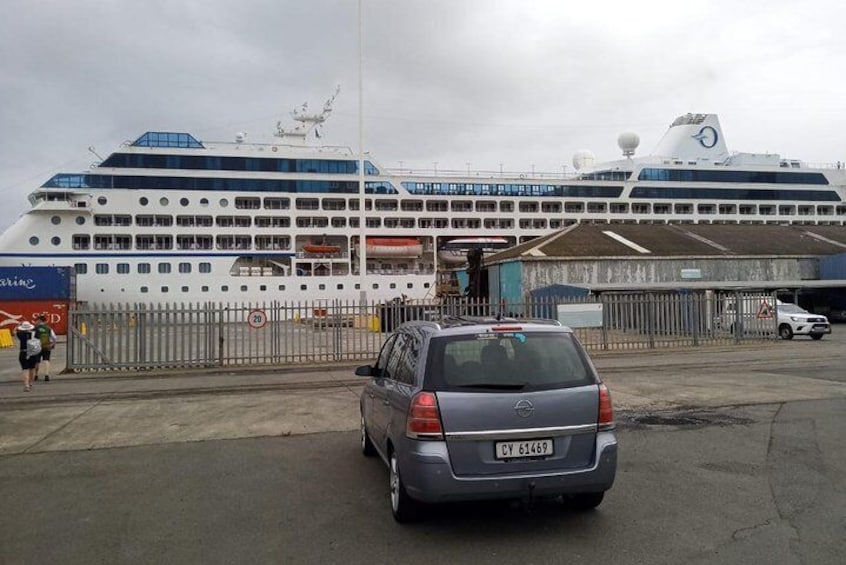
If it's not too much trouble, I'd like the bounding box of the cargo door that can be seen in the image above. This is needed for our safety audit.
[438,386,599,476]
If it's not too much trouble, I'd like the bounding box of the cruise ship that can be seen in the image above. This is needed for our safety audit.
[1,94,845,304]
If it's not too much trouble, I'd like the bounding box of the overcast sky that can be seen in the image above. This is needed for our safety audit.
[2,0,845,230]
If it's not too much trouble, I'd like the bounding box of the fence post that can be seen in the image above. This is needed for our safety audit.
[218,303,225,366]
[647,294,656,349]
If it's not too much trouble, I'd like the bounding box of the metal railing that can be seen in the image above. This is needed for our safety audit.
[66,290,777,372]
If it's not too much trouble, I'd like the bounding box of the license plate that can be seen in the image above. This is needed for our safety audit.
[495,439,553,460]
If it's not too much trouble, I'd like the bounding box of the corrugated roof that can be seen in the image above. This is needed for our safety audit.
[487,224,846,263]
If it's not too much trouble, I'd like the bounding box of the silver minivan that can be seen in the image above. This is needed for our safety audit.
[356,316,617,522]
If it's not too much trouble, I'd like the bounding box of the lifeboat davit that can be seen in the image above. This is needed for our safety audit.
[359,237,423,258]
[303,244,341,254]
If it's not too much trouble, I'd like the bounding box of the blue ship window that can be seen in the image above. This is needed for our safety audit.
[131,132,204,148]
[41,174,398,195]
[638,168,828,185]
[630,186,840,202]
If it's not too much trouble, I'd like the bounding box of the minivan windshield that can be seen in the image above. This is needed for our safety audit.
[425,330,595,391]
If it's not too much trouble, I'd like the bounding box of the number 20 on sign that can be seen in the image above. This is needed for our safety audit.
[248,309,268,329]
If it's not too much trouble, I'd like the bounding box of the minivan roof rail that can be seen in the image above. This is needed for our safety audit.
[439,315,561,328]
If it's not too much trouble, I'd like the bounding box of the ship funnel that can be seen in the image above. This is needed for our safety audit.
[651,113,728,161]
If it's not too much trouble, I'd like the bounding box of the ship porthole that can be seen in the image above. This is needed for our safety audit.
[139,197,149,206]
[51,237,61,246]
[51,215,61,225]
[75,216,85,225]
[29,236,39,246]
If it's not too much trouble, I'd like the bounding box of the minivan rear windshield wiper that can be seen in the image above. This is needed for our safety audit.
[456,383,527,390]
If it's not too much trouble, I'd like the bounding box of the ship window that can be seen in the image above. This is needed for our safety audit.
[423,283,430,288]
[202,286,209,292]
[75,216,85,225]
[96,264,109,274]
[240,285,248,292]
[51,236,61,246]
[355,283,360,290]
[221,285,229,291]
[390,283,397,289]
[158,263,171,274]
[372,283,379,289]
[300,285,307,291]
[199,263,211,273]
[29,236,39,246]
[140,286,148,293]
[278,285,286,291]
[337,284,344,290]
[161,286,169,293]
[159,197,169,206]
[139,197,148,206]
[260,285,267,291]
[98,197,107,205]
[74,263,87,274]
[179,263,191,274]
[182,286,189,292]
[200,198,209,207]
[138,263,150,274]
[235,197,260,209]
[117,264,130,274]
[220,198,229,208]
[51,216,61,225]
[407,283,413,289]
[72,235,90,250]
[319,284,326,290]
[180,198,189,207]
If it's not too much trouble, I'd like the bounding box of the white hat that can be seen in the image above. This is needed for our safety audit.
[17,321,34,331]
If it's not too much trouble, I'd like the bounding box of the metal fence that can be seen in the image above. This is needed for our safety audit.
[66,290,778,372]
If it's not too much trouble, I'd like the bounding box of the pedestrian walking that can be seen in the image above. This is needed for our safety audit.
[34,315,57,382]
[15,320,39,392]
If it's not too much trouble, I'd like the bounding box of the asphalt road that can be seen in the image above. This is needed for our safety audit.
[1,334,845,564]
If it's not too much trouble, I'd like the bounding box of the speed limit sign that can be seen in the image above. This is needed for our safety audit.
[247,309,268,329]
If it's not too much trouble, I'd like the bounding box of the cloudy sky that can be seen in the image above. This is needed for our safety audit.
[1,0,845,230]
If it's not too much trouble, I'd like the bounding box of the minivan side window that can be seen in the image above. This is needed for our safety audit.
[375,334,399,378]
[383,334,409,382]
[394,333,418,385]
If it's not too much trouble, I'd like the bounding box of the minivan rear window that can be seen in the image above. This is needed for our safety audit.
[425,331,596,392]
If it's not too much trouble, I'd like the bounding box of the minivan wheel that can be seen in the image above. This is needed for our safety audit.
[569,492,605,511]
[389,452,420,522]
[361,416,376,457]
[779,324,794,340]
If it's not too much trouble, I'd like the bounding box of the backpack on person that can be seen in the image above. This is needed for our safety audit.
[26,336,42,358]
[35,323,54,350]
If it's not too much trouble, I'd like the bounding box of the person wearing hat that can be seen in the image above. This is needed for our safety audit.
[16,320,38,392]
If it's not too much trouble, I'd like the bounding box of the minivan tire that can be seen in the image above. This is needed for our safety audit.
[361,415,376,457]
[390,452,421,522]
[779,324,794,340]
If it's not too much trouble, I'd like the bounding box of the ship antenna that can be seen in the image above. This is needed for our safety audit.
[88,146,104,161]
[275,85,341,142]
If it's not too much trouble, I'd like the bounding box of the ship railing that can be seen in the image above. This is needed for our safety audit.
[383,167,578,180]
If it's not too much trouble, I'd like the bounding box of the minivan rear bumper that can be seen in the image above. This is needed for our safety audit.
[399,431,617,503]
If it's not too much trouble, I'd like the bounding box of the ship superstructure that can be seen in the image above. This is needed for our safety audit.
[1,103,844,304]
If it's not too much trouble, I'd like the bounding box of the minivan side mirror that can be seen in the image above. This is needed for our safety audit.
[355,365,374,377]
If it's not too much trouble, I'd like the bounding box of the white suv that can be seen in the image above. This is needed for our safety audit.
[776,303,831,340]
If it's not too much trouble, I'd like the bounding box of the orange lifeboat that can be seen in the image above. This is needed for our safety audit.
[303,244,341,254]
[359,237,423,258]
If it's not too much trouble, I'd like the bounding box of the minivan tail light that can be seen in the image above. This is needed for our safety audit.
[406,392,444,440]
[598,383,615,431]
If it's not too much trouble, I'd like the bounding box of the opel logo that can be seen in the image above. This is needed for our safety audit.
[691,125,718,148]
[514,399,535,418]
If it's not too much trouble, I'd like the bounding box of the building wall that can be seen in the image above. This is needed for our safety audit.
[522,257,819,291]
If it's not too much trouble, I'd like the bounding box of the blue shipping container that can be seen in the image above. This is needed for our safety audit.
[0,267,75,300]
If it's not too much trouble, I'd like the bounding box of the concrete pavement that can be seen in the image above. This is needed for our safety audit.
[2,333,846,455]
